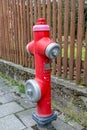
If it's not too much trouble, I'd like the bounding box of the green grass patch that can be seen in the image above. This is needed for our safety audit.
[0,72,25,93]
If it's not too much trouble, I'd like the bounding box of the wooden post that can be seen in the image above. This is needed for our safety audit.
[47,0,51,27]
[34,0,37,23]
[83,28,87,84]
[42,0,46,19]
[26,0,31,67]
[69,0,76,80]
[37,0,41,18]
[63,0,69,78]
[76,0,84,82]
[57,0,62,76]
[52,0,57,75]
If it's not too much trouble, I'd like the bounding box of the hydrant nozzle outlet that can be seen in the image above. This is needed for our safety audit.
[45,42,60,59]
[26,79,41,103]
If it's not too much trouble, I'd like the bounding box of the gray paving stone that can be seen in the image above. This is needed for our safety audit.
[23,128,33,130]
[0,93,15,104]
[0,87,9,96]
[16,109,36,127]
[0,89,5,96]
[0,114,25,130]
[0,91,24,104]
[9,85,19,93]
[68,121,84,130]
[52,118,75,130]
[17,97,36,109]
[0,102,24,118]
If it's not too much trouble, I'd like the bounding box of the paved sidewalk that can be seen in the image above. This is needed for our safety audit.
[0,77,84,130]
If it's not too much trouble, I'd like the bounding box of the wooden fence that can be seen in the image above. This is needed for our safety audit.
[0,0,87,84]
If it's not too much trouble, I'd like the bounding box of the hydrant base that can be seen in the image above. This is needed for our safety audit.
[32,112,57,129]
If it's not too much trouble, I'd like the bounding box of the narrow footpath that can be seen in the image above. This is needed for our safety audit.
[0,77,84,130]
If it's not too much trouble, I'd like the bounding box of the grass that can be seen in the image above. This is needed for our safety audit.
[0,72,25,93]
[52,99,87,128]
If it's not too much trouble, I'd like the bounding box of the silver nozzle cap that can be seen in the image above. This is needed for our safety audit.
[45,43,60,59]
[25,79,41,103]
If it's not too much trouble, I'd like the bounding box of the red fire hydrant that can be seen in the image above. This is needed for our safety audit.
[26,18,60,129]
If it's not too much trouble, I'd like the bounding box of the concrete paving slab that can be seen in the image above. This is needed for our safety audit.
[0,114,25,130]
[52,118,75,130]
[17,97,36,109]
[0,76,85,130]
[16,109,36,127]
[0,102,24,118]
[68,121,84,130]
[9,85,19,93]
[0,87,10,96]
[0,93,15,104]
[0,91,25,105]
[23,128,33,130]
[0,89,5,96]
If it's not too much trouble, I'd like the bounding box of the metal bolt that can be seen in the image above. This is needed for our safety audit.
[27,89,33,96]
[52,49,58,56]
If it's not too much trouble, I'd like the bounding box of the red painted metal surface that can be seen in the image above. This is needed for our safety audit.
[27,18,56,117]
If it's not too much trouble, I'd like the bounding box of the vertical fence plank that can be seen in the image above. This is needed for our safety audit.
[20,0,27,66]
[83,28,87,84]
[6,0,9,60]
[12,0,16,63]
[0,0,1,57]
[63,0,69,78]
[10,0,14,62]
[23,0,28,66]
[20,0,24,65]
[34,0,37,23]
[13,0,17,63]
[3,0,10,60]
[11,0,15,62]
[26,0,31,42]
[37,0,41,18]
[6,0,10,61]
[26,0,31,67]
[69,0,76,80]
[16,0,20,64]
[30,0,33,40]
[17,0,22,64]
[14,0,19,63]
[18,0,22,64]
[76,0,84,82]
[57,0,62,76]
[2,0,7,60]
[42,0,46,18]
[51,0,57,75]
[47,0,51,27]
[0,0,3,58]
[53,0,57,41]
[7,0,11,61]
[30,0,34,68]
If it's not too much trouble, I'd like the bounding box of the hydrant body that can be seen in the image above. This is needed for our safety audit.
[26,18,60,128]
